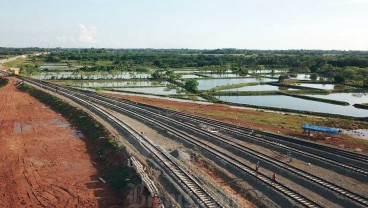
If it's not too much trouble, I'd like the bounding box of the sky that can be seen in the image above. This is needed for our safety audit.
[0,0,367,50]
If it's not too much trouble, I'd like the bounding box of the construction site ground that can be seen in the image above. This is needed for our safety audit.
[0,77,122,207]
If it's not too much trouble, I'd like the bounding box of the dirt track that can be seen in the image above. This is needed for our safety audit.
[0,77,120,207]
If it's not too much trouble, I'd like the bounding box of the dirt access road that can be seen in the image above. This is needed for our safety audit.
[0,77,121,207]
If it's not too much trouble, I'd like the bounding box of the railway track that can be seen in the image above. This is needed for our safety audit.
[20,77,325,208]
[90,103,224,208]
[72,91,368,176]
[184,113,368,164]
[20,77,368,207]
[20,77,223,208]
[164,109,368,165]
[93,94,368,172]
[75,89,368,208]
[159,110,368,174]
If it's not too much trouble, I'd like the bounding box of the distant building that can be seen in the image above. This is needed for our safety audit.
[10,67,20,75]
[278,75,290,83]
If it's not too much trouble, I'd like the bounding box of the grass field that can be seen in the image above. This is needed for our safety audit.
[3,57,25,68]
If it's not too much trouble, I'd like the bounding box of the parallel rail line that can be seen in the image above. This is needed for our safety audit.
[21,77,368,207]
[96,94,368,170]
[21,77,323,208]
[79,89,368,207]
[21,77,223,208]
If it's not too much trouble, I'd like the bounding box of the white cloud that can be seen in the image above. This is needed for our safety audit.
[78,24,97,43]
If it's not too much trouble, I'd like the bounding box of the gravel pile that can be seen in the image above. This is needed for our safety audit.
[170,149,190,161]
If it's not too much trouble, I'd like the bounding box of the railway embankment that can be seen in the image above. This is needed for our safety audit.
[18,84,139,200]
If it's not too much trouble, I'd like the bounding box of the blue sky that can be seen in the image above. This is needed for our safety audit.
[0,0,367,50]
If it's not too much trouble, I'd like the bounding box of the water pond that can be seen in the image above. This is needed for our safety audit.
[32,72,151,80]
[69,80,168,88]
[197,78,277,90]
[112,86,186,95]
[174,70,202,74]
[181,74,202,79]
[289,74,312,80]
[307,93,368,105]
[220,84,298,92]
[297,84,346,90]
[209,73,245,78]
[40,64,79,70]
[215,95,368,117]
[248,69,287,74]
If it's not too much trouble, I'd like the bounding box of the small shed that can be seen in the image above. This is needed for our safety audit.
[302,124,340,135]
[278,75,290,83]
[10,67,20,75]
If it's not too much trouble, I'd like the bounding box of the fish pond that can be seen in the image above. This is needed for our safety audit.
[198,78,277,90]
[215,95,368,117]
[67,80,168,88]
[220,84,298,92]
[307,93,368,105]
[32,71,151,80]
[111,86,186,95]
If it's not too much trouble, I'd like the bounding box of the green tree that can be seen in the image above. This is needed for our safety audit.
[334,75,345,83]
[310,73,318,80]
[184,79,199,91]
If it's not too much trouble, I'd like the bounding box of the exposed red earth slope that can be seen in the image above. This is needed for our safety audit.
[0,77,121,207]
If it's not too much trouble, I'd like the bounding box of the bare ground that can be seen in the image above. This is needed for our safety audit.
[0,77,121,207]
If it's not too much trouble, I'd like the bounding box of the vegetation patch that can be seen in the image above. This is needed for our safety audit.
[211,90,280,96]
[18,84,139,195]
[269,82,328,92]
[3,57,25,68]
[208,82,262,92]
[0,77,8,88]
[353,103,368,110]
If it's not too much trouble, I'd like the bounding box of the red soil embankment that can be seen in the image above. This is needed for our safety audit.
[0,77,120,207]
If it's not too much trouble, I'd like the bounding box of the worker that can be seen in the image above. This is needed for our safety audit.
[272,173,276,185]
[255,161,260,176]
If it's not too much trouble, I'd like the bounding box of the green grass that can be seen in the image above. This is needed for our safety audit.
[3,57,25,68]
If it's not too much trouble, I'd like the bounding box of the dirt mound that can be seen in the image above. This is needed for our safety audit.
[170,149,190,160]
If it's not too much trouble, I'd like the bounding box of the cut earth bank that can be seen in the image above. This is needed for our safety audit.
[0,77,130,207]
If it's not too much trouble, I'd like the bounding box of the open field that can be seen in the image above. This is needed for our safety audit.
[0,77,122,207]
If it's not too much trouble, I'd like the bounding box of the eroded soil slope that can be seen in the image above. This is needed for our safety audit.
[0,78,119,207]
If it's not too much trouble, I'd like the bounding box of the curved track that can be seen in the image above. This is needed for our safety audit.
[20,77,223,208]
[19,77,368,207]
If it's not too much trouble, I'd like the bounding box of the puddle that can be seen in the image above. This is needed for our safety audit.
[28,158,49,167]
[73,129,84,138]
[14,122,22,134]
[342,129,368,140]
[22,124,33,133]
